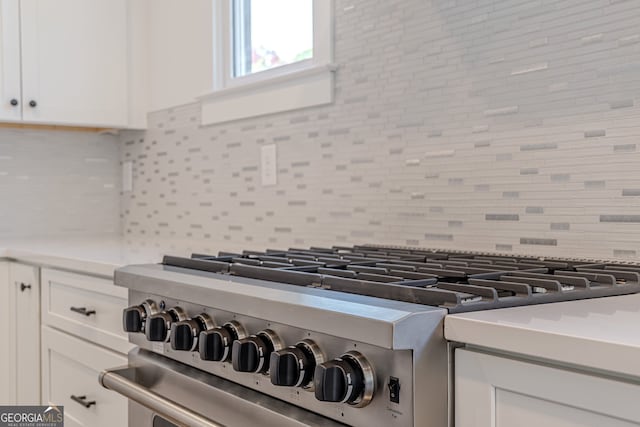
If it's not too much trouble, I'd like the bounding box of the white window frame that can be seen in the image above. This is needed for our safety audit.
[200,0,336,125]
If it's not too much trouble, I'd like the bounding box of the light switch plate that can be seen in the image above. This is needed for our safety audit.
[261,144,277,186]
[122,160,133,192]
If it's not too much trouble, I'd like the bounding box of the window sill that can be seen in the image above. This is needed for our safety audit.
[199,64,337,125]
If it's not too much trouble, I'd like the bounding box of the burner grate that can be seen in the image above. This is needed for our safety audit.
[161,245,640,313]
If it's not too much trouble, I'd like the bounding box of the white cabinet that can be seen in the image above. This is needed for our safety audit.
[41,326,128,427]
[11,263,41,405]
[1,261,131,424]
[20,0,128,127]
[0,0,145,128]
[0,262,41,405]
[0,262,12,403]
[0,0,21,121]
[455,348,640,427]
[40,268,130,427]
[41,269,132,354]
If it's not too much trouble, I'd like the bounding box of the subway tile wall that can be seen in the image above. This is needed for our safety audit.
[121,0,640,260]
[0,129,120,237]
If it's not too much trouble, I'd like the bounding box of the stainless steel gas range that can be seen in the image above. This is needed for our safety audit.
[100,245,640,427]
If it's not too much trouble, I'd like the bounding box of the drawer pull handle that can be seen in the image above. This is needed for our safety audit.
[70,307,96,316]
[70,395,96,408]
[20,283,31,292]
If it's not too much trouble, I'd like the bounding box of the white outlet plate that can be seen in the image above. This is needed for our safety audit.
[122,160,133,192]
[261,144,277,186]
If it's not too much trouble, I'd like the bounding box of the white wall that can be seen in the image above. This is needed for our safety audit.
[146,0,213,112]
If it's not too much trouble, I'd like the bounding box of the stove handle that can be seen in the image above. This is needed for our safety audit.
[99,367,225,427]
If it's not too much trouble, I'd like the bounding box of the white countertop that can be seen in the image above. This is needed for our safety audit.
[0,236,282,277]
[445,294,640,379]
[0,236,164,277]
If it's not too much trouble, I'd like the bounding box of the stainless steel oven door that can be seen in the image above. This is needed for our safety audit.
[99,348,344,427]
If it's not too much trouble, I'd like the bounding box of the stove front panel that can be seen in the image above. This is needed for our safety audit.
[125,289,448,427]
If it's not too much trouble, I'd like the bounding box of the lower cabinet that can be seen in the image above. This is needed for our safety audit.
[12,262,41,405]
[455,348,640,427]
[0,262,11,403]
[41,268,131,354]
[40,268,131,427]
[0,262,40,405]
[41,326,128,427]
[0,261,130,427]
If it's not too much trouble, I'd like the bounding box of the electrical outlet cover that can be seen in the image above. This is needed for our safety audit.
[261,144,277,186]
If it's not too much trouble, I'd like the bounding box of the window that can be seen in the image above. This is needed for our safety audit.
[201,0,335,125]
[232,0,313,77]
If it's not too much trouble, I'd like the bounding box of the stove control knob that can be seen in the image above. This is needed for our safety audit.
[122,300,158,333]
[232,329,283,374]
[145,307,186,342]
[270,339,324,388]
[170,314,215,351]
[199,321,246,362]
[314,351,375,407]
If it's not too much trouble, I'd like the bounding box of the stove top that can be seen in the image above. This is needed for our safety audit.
[162,245,640,313]
[115,245,640,426]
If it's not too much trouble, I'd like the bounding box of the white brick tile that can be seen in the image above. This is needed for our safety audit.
[119,0,640,260]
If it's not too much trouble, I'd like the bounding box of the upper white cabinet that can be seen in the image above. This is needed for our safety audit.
[20,0,128,127]
[0,0,146,128]
[0,0,21,122]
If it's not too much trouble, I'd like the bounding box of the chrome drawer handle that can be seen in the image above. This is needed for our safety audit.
[70,307,96,316]
[20,283,31,292]
[70,395,96,408]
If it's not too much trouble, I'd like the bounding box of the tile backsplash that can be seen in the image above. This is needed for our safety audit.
[0,128,120,238]
[121,0,640,260]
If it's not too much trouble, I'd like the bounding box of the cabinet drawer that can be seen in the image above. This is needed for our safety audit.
[42,326,128,427]
[42,268,132,354]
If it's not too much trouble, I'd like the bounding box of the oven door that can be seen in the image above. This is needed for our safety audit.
[99,348,343,427]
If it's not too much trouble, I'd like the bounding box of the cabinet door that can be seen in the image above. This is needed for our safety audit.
[0,0,21,121]
[10,262,41,405]
[0,262,15,404]
[41,326,128,427]
[455,349,640,427]
[20,0,128,127]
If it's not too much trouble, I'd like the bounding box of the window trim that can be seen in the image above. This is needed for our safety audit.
[231,0,252,78]
[201,0,335,125]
